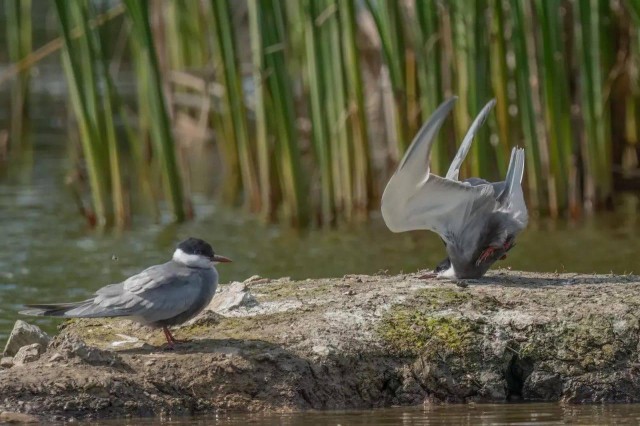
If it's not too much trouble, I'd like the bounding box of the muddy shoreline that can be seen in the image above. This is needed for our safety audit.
[1,270,640,421]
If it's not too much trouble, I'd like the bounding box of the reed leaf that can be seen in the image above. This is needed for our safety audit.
[5,0,32,145]
[124,0,186,222]
[259,0,309,226]
[248,1,273,221]
[210,0,261,212]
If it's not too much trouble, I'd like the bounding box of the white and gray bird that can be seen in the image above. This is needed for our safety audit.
[381,97,528,279]
[20,238,231,347]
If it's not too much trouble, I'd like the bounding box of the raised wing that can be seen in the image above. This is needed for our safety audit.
[446,99,496,181]
[497,147,528,226]
[381,97,496,239]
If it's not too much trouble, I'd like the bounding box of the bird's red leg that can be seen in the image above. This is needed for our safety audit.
[162,326,190,346]
[163,326,176,348]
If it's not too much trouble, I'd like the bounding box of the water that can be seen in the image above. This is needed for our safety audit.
[91,403,640,425]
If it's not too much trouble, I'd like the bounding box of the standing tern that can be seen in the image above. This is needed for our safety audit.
[20,238,231,347]
[381,97,528,279]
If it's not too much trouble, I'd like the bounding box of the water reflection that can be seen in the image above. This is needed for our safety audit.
[90,403,640,425]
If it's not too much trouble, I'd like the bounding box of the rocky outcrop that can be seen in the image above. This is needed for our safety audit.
[1,270,639,421]
[3,320,50,357]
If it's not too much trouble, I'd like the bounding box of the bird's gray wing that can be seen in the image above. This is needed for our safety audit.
[445,99,496,181]
[497,147,528,226]
[394,97,458,178]
[65,263,205,323]
[382,96,496,238]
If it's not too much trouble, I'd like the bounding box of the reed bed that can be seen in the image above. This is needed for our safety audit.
[3,0,639,227]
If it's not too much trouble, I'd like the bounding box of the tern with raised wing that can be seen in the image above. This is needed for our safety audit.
[381,97,528,279]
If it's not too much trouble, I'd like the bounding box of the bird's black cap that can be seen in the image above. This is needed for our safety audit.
[177,238,215,259]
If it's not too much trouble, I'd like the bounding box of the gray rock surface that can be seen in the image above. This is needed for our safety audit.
[206,281,257,314]
[3,320,50,357]
[12,343,44,366]
[0,357,13,369]
[0,270,639,421]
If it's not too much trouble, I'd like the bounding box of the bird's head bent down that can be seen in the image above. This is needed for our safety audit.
[440,209,521,279]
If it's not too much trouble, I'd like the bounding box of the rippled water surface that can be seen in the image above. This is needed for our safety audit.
[90,403,640,425]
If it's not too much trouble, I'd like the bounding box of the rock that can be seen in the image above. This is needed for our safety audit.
[0,357,14,369]
[0,270,640,421]
[110,334,140,348]
[52,336,125,367]
[244,275,271,284]
[312,345,333,356]
[3,320,51,357]
[0,411,40,423]
[13,343,44,366]
[207,282,257,314]
[186,310,223,327]
[523,371,562,400]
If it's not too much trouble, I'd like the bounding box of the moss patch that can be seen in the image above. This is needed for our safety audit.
[411,287,503,313]
[413,288,472,310]
[520,314,639,371]
[378,308,476,356]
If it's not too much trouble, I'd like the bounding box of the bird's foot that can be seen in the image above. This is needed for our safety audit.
[476,247,497,266]
[417,272,437,279]
[162,327,191,347]
[162,338,191,351]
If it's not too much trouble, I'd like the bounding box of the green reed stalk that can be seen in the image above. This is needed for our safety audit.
[571,0,614,215]
[364,0,408,154]
[339,0,371,215]
[449,0,492,178]
[448,0,471,172]
[535,0,572,212]
[124,0,186,222]
[55,0,110,226]
[92,7,127,228]
[471,0,493,179]
[260,0,309,226]
[319,0,352,219]
[414,0,446,175]
[166,0,207,70]
[248,1,273,222]
[510,0,544,213]
[210,0,261,212]
[489,0,510,175]
[5,0,32,145]
[304,0,335,225]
